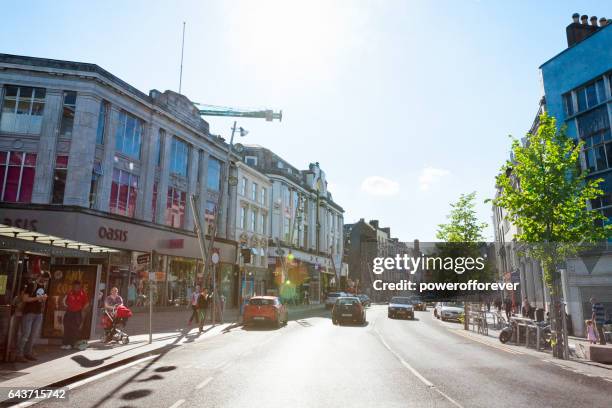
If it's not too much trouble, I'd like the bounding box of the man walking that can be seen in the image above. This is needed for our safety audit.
[591,297,607,345]
[61,280,89,350]
[197,288,209,333]
[188,285,200,327]
[16,277,48,362]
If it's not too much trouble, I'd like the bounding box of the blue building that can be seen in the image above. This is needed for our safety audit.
[539,13,612,336]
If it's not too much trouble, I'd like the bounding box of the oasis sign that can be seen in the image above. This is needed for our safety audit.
[98,226,128,242]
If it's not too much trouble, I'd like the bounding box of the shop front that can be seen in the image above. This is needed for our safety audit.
[1,205,237,310]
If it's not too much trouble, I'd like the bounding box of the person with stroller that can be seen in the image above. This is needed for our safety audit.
[105,287,123,311]
[61,280,89,350]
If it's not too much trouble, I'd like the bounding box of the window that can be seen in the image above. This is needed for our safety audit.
[240,207,247,230]
[282,186,290,208]
[157,129,165,167]
[96,101,109,144]
[250,210,257,232]
[260,187,267,205]
[579,106,612,173]
[115,111,143,158]
[170,137,189,176]
[596,79,607,103]
[0,86,45,134]
[260,213,267,234]
[109,168,139,217]
[89,161,102,208]
[240,177,246,196]
[586,83,598,108]
[0,151,36,203]
[165,186,187,228]
[283,217,290,242]
[207,157,222,190]
[205,200,217,222]
[251,182,257,201]
[59,91,76,137]
[245,156,257,166]
[51,156,68,204]
[563,93,574,116]
[152,182,158,221]
[577,88,587,112]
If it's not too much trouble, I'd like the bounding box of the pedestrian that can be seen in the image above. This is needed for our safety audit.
[61,280,90,350]
[188,285,200,327]
[127,282,137,307]
[197,287,209,333]
[585,320,598,344]
[590,297,607,345]
[521,297,533,319]
[219,293,225,323]
[105,287,124,311]
[16,276,48,362]
[504,297,512,322]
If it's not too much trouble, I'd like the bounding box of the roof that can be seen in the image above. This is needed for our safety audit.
[540,23,612,69]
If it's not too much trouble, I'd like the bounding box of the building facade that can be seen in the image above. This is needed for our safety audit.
[0,53,238,310]
[241,146,345,303]
[234,161,272,297]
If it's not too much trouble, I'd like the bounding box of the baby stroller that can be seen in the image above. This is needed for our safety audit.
[101,304,132,344]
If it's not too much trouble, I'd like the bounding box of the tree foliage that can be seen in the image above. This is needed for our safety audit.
[491,113,611,288]
[437,192,487,243]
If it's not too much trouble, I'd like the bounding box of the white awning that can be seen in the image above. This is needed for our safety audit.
[0,223,119,254]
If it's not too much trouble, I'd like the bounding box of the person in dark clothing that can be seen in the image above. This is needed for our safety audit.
[16,277,48,362]
[61,280,89,350]
[197,288,209,333]
[504,298,513,322]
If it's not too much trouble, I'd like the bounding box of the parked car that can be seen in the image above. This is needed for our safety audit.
[325,292,348,309]
[410,297,426,311]
[243,296,288,328]
[332,296,366,325]
[439,302,464,322]
[356,294,371,307]
[388,297,414,319]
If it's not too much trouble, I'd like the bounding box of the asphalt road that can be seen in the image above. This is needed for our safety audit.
[34,305,610,408]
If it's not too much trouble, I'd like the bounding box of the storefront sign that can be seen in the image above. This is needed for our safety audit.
[42,264,100,339]
[98,226,128,242]
[137,253,151,265]
[3,217,38,231]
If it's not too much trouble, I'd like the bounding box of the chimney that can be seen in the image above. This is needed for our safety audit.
[600,17,608,27]
[566,13,600,47]
[369,220,379,229]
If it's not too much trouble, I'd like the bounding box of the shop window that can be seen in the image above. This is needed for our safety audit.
[109,168,139,217]
[115,111,143,159]
[96,100,109,145]
[165,186,186,228]
[51,155,69,204]
[0,86,45,134]
[0,151,36,203]
[59,91,76,137]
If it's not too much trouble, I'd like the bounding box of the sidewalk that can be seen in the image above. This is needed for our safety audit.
[0,303,325,400]
[440,316,612,382]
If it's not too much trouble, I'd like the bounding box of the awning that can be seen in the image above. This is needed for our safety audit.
[0,223,119,254]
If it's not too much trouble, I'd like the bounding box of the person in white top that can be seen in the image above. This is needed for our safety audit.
[188,285,200,327]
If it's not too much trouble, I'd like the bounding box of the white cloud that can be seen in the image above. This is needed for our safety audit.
[418,167,450,191]
[360,176,400,196]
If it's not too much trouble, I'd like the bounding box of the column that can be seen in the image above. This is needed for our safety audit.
[31,89,63,204]
[218,158,229,239]
[226,164,238,241]
[184,146,199,231]
[96,106,121,212]
[155,131,172,225]
[64,92,101,206]
[140,122,160,221]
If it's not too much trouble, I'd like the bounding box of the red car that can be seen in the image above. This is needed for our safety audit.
[243,296,288,327]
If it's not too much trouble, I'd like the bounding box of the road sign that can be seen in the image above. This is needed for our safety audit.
[137,254,150,265]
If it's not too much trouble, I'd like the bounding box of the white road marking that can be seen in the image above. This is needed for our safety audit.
[196,376,214,390]
[375,328,464,408]
[168,399,185,408]
[12,355,158,407]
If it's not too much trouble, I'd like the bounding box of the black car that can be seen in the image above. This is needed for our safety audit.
[388,297,415,319]
[357,294,371,307]
[332,297,366,325]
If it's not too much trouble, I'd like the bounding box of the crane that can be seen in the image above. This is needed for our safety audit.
[195,103,282,122]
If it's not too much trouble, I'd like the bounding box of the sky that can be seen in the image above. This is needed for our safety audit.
[2,0,610,241]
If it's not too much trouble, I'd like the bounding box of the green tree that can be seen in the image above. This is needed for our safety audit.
[491,113,611,358]
[437,192,487,242]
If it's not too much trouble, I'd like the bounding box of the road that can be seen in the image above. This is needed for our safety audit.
[35,305,610,408]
